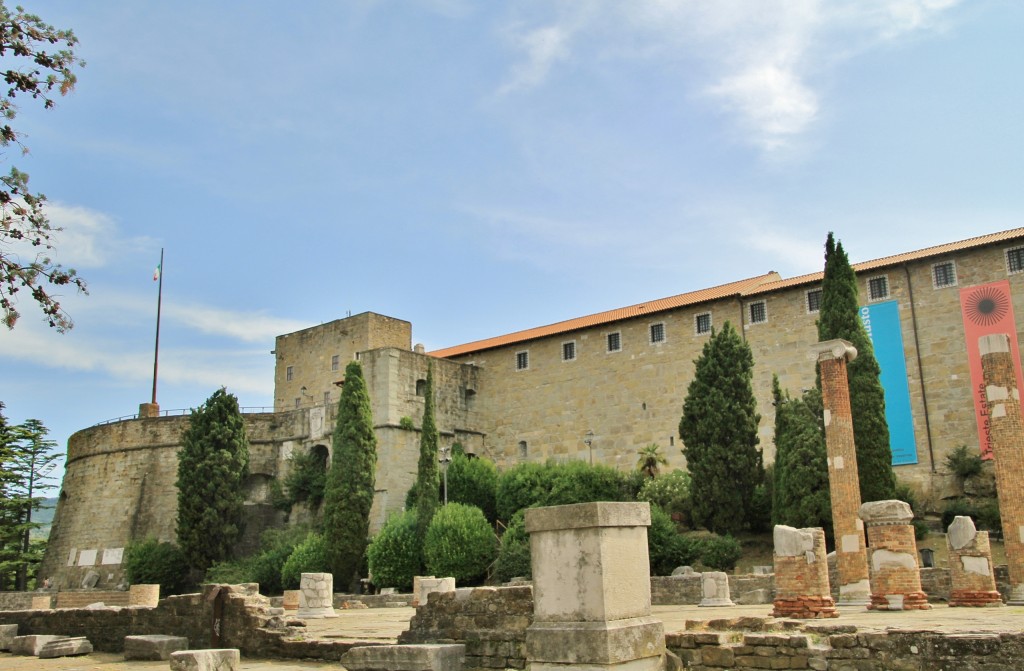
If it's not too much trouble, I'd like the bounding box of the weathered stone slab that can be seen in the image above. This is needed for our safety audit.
[0,623,18,651]
[416,577,455,607]
[124,634,189,660]
[526,617,664,665]
[169,648,240,671]
[128,583,160,607]
[38,636,93,658]
[341,643,466,671]
[10,634,68,656]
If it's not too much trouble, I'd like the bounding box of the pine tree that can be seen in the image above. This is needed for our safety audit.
[818,233,896,503]
[771,377,832,539]
[679,322,763,534]
[176,388,250,572]
[413,363,440,553]
[322,360,378,592]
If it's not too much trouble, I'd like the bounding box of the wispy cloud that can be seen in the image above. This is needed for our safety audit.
[47,202,155,269]
[164,303,307,343]
[497,23,573,95]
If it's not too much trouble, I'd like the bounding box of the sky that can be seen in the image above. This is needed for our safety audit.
[1,0,1022,484]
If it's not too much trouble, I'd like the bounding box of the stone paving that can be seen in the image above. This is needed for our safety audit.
[3,602,1024,670]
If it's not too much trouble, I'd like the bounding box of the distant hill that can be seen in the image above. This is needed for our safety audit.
[30,497,57,541]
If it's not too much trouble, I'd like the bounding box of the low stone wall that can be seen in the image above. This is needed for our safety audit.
[55,590,131,609]
[333,593,415,608]
[0,592,36,611]
[651,574,775,605]
[398,586,533,670]
[667,625,1024,670]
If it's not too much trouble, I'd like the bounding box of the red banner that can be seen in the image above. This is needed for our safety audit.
[960,280,1024,459]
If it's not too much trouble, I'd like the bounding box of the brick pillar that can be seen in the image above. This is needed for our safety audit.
[979,333,1024,604]
[811,339,870,606]
[859,500,930,611]
[947,515,1003,607]
[771,525,837,619]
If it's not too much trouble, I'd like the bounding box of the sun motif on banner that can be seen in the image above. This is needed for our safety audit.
[963,287,1010,327]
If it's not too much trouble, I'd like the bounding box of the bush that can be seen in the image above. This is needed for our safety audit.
[946,445,983,481]
[638,470,692,523]
[941,498,978,531]
[446,453,499,523]
[976,500,1002,532]
[423,503,497,584]
[205,527,304,595]
[280,533,329,590]
[697,534,743,572]
[283,448,328,509]
[367,510,421,591]
[496,462,550,522]
[496,461,632,522]
[648,506,700,576]
[124,538,189,595]
[494,510,532,582]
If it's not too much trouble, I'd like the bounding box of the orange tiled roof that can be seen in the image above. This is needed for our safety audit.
[429,227,1024,359]
[429,272,781,358]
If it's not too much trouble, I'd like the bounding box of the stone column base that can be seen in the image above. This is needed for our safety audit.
[526,616,664,670]
[868,591,931,611]
[771,596,838,619]
[950,590,1005,607]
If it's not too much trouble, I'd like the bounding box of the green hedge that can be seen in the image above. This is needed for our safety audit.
[124,538,189,595]
[423,503,497,583]
[367,510,421,591]
[280,533,329,590]
[496,461,632,522]
[494,510,532,582]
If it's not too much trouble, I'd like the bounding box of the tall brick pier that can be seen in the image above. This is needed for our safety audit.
[978,333,1024,604]
[812,339,870,606]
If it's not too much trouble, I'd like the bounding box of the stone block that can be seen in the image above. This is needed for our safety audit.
[282,589,300,610]
[526,616,665,665]
[699,572,734,607]
[671,566,695,577]
[341,643,466,671]
[0,623,17,651]
[169,648,240,671]
[859,499,913,525]
[417,577,456,608]
[297,572,337,618]
[124,634,190,660]
[128,583,160,607]
[39,637,93,658]
[948,515,978,550]
[10,634,68,656]
[31,595,52,609]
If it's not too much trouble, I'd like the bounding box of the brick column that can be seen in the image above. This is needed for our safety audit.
[978,333,1024,604]
[947,515,1003,607]
[859,500,930,610]
[771,525,837,619]
[811,339,870,606]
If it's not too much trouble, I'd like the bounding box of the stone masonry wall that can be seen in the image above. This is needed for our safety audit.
[650,575,774,606]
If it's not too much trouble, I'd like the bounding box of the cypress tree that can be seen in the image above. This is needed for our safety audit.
[413,363,440,552]
[771,376,832,539]
[679,322,763,534]
[322,360,377,592]
[817,233,896,502]
[176,388,250,571]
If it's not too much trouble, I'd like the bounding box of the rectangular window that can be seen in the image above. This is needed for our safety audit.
[933,261,957,288]
[516,351,529,371]
[868,276,889,301]
[1007,247,1024,274]
[562,341,576,361]
[323,391,331,405]
[331,354,339,371]
[649,323,666,344]
[748,300,767,325]
[806,289,822,313]
[695,312,712,335]
[607,332,622,352]
[286,366,293,381]
[294,397,301,408]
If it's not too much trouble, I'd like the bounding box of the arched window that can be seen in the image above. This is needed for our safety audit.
[416,379,427,396]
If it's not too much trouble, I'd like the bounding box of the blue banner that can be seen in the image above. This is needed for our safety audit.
[860,301,918,466]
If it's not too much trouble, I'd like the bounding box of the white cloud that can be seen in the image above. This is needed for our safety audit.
[164,303,308,343]
[46,202,155,269]
[497,24,573,95]
[708,65,819,151]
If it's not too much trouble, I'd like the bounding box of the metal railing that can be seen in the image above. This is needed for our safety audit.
[92,406,277,427]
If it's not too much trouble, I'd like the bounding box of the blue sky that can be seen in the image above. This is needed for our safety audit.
[1,0,1022,478]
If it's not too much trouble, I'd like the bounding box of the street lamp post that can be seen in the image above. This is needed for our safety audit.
[439,446,452,505]
[584,430,594,465]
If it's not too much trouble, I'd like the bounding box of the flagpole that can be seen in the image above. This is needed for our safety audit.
[151,248,164,406]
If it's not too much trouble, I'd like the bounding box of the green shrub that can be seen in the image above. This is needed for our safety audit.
[496,462,550,522]
[280,533,329,590]
[367,510,421,591]
[446,453,499,523]
[494,510,532,582]
[283,448,328,509]
[205,527,304,595]
[496,461,632,522]
[205,558,254,585]
[423,503,497,584]
[941,498,977,530]
[638,470,692,524]
[697,534,743,572]
[647,506,700,576]
[124,538,189,595]
[975,500,1002,532]
[946,445,983,481]
[399,416,415,430]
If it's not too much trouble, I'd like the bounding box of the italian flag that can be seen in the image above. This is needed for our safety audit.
[153,264,161,281]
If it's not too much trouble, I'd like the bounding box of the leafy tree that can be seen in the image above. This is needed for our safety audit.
[636,443,668,479]
[771,377,832,539]
[412,363,440,552]
[175,388,250,572]
[445,448,498,523]
[678,322,763,534]
[817,233,896,502]
[0,3,87,331]
[322,360,377,592]
[0,409,62,590]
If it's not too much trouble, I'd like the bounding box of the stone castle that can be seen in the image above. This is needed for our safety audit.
[40,227,1024,588]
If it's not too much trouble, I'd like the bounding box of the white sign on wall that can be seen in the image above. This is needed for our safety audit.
[101,547,124,565]
[77,549,98,566]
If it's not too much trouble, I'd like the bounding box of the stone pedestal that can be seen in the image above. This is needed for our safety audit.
[812,339,871,606]
[698,572,734,607]
[771,525,837,619]
[412,576,455,607]
[947,515,1003,607]
[297,572,337,618]
[129,583,160,607]
[138,402,160,418]
[525,502,665,671]
[282,590,300,610]
[979,334,1024,604]
[859,500,930,610]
